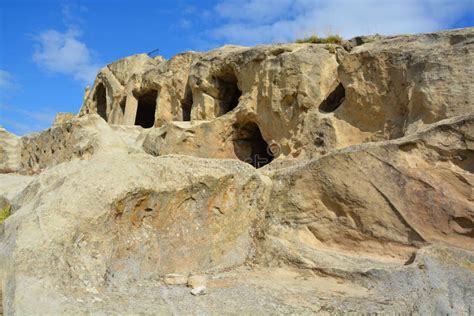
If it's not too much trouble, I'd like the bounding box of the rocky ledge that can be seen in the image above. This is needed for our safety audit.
[0,27,473,314]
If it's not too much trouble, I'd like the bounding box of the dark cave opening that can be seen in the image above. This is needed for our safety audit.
[182,81,193,121]
[233,122,273,168]
[134,90,157,128]
[319,83,345,113]
[94,83,107,121]
[215,71,241,116]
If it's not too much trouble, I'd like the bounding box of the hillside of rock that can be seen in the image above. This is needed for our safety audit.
[0,27,473,314]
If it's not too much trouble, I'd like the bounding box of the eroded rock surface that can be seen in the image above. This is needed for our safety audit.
[0,128,20,173]
[79,28,473,162]
[0,154,270,313]
[19,114,127,174]
[1,28,473,314]
[262,114,474,273]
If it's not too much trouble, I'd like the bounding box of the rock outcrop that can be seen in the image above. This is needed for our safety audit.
[0,128,20,173]
[263,114,474,272]
[79,28,473,163]
[1,28,473,314]
[19,114,127,174]
[1,153,271,313]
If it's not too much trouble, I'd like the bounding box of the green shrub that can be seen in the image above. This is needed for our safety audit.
[0,204,11,224]
[295,34,343,45]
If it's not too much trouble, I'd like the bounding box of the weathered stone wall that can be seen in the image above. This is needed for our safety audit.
[79,52,199,128]
[263,114,474,267]
[79,28,474,164]
[334,30,474,145]
[19,115,127,174]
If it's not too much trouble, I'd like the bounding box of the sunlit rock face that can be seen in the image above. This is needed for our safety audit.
[1,28,473,314]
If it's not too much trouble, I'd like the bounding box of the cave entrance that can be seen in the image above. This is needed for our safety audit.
[182,81,193,121]
[319,83,345,113]
[215,71,241,116]
[94,83,107,121]
[134,90,157,128]
[233,122,273,168]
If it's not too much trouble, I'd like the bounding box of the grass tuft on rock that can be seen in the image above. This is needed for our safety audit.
[296,34,343,45]
[0,204,11,224]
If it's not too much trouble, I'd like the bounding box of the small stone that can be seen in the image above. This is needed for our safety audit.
[190,286,207,296]
[163,273,187,285]
[187,275,207,289]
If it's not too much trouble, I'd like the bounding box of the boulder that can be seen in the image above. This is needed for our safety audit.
[0,153,271,313]
[263,113,474,272]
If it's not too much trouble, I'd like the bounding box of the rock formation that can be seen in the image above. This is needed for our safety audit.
[0,28,473,314]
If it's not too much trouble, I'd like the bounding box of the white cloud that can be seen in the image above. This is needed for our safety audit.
[0,70,20,92]
[33,27,100,84]
[210,0,474,45]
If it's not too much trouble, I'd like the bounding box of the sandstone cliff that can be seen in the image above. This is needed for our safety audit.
[0,28,473,314]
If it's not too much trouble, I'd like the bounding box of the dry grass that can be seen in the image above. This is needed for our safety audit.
[296,34,343,45]
[0,204,11,224]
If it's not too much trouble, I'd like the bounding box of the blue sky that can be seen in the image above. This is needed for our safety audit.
[1,0,473,135]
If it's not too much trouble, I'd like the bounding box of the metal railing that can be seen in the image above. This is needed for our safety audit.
[147,48,160,57]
